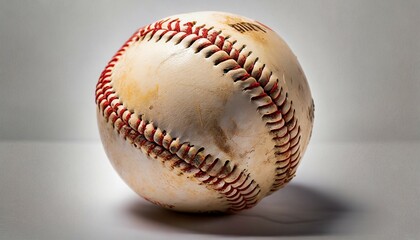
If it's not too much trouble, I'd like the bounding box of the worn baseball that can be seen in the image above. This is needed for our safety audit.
[96,11,314,213]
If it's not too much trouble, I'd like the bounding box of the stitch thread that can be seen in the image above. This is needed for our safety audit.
[96,17,302,211]
[96,24,261,212]
[96,85,261,211]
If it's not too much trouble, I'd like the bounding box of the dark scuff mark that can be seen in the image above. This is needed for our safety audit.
[209,120,232,157]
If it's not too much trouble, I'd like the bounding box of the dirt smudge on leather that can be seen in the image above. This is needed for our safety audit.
[208,120,232,157]
[222,15,268,45]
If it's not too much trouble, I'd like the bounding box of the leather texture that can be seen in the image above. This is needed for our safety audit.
[96,11,314,212]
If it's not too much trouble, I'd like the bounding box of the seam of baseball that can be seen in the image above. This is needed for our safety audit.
[96,23,261,212]
[135,18,303,192]
[96,17,302,212]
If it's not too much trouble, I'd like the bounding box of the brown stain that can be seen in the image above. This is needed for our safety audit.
[223,15,245,26]
[113,68,160,110]
[196,104,204,128]
[239,149,255,159]
[308,99,315,123]
[140,84,159,106]
[190,88,239,160]
[223,15,268,45]
[208,120,232,156]
[226,118,238,136]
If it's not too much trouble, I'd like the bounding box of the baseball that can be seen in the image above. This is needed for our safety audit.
[96,11,314,213]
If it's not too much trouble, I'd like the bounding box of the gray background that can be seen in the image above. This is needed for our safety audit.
[0,0,419,142]
[1,1,419,240]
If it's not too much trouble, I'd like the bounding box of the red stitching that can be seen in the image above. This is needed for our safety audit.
[97,91,258,212]
[204,158,219,173]
[226,171,243,185]
[96,17,301,210]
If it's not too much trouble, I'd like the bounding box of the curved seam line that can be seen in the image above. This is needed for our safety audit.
[97,17,303,208]
[96,21,263,212]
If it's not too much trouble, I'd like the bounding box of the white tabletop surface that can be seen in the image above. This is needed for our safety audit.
[1,141,419,240]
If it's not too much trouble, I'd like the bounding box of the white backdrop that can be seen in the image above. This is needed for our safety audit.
[0,0,419,142]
